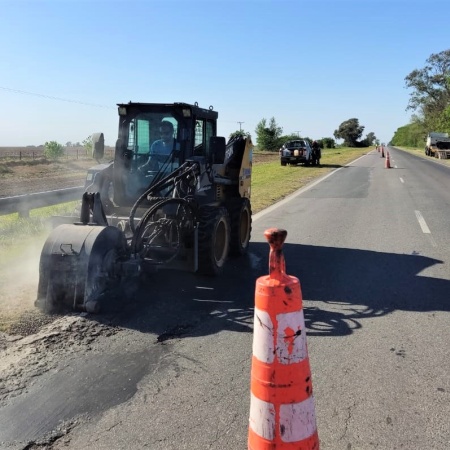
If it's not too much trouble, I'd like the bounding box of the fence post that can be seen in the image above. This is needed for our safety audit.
[17,205,30,219]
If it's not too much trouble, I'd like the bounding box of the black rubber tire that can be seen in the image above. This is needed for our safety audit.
[281,161,287,166]
[197,206,230,275]
[227,198,252,256]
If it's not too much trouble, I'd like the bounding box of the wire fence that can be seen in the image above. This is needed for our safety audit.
[0,147,115,161]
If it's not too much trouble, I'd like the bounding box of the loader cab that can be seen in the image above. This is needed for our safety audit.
[112,102,219,206]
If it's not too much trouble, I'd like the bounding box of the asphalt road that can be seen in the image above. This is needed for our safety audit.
[1,147,449,449]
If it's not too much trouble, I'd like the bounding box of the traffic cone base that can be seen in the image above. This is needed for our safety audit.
[249,393,318,445]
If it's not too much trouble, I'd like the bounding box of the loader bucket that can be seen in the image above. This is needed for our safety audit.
[36,224,127,313]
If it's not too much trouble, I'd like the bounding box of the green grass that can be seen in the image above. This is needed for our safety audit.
[251,147,371,213]
[0,201,79,249]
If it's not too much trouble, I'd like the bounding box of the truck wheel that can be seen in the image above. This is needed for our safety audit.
[281,161,287,166]
[198,206,230,275]
[227,198,252,256]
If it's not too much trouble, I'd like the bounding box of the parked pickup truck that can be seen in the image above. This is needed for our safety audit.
[425,132,450,158]
[280,139,320,166]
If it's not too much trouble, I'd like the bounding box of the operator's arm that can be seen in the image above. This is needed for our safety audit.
[138,141,160,172]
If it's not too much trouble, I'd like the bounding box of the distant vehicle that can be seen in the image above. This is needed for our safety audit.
[279,139,318,166]
[425,132,450,157]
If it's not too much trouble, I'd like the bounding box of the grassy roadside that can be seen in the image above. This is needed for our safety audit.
[251,147,372,212]
[0,202,79,249]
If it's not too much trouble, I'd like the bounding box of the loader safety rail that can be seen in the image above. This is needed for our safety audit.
[0,186,84,217]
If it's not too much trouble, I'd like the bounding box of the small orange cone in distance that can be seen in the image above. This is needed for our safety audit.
[385,151,391,169]
[248,228,319,449]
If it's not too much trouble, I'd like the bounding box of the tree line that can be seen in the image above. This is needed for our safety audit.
[391,49,450,147]
[230,117,377,152]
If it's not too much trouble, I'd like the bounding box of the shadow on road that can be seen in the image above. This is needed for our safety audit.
[94,241,448,340]
[282,242,448,336]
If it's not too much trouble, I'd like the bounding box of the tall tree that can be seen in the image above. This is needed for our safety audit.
[390,121,425,147]
[255,117,283,151]
[334,118,364,147]
[363,132,377,146]
[405,49,450,131]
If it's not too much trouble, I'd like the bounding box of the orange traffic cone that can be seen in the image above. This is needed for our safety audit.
[385,151,391,168]
[248,228,319,450]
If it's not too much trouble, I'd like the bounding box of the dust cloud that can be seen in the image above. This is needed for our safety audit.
[0,229,49,334]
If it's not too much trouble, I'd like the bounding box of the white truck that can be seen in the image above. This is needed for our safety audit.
[425,132,450,158]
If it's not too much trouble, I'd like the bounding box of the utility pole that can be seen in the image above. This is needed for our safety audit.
[294,131,301,137]
[237,121,244,131]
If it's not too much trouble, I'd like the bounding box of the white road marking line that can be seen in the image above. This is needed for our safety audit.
[399,177,404,183]
[415,210,431,234]
[414,211,437,246]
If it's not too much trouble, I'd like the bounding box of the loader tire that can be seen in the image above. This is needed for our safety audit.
[227,197,252,256]
[197,206,230,275]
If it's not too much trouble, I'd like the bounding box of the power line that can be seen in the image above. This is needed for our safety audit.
[0,86,115,109]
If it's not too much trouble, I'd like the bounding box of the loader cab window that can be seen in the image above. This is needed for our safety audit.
[127,119,150,155]
[123,113,180,197]
[193,119,215,159]
[127,116,178,155]
[194,120,204,156]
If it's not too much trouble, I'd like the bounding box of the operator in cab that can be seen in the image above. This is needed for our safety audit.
[138,120,180,173]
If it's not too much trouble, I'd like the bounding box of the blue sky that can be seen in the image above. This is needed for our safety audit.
[1,0,448,147]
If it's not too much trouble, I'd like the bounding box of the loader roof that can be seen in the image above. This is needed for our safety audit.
[116,102,218,120]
